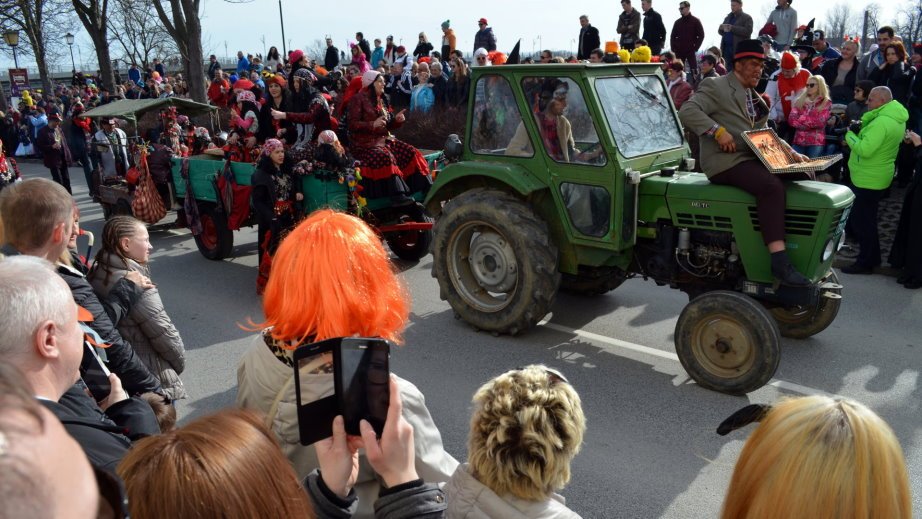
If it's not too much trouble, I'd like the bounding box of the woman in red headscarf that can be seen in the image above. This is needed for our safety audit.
[347,70,432,201]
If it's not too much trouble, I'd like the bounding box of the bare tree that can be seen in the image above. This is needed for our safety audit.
[0,0,73,95]
[823,3,859,43]
[109,0,177,72]
[895,0,922,47]
[152,0,206,102]
[305,39,326,64]
[71,0,115,91]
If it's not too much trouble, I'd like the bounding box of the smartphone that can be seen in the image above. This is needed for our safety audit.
[334,338,391,437]
[80,342,112,402]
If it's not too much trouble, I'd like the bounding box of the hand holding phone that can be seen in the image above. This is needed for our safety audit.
[98,373,129,411]
[314,415,360,498]
[360,376,419,488]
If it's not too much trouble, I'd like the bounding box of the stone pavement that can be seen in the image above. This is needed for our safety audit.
[834,182,907,276]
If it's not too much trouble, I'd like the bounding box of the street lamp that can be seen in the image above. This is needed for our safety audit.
[65,32,76,71]
[3,30,19,69]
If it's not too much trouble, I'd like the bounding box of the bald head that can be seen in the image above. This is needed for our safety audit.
[868,86,893,110]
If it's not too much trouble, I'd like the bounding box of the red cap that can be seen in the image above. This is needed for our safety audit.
[780,52,798,70]
[478,18,488,25]
[233,78,255,90]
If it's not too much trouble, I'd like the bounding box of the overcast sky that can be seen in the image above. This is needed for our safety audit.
[1,0,901,71]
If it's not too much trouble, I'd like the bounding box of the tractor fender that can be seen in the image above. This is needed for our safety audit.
[424,161,548,216]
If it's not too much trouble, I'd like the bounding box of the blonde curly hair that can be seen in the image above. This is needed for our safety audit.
[468,365,586,501]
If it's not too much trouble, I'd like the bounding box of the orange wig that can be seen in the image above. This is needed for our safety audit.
[255,209,408,348]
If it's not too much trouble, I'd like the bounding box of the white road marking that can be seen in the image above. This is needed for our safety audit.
[539,320,839,399]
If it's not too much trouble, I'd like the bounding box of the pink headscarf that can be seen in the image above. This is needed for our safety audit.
[236,90,257,104]
[262,138,284,157]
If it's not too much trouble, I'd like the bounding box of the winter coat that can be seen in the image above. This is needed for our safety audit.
[441,29,457,60]
[44,384,161,472]
[37,125,71,169]
[845,99,909,189]
[670,14,705,59]
[669,79,694,110]
[869,61,915,106]
[444,464,581,519]
[348,89,404,149]
[305,470,447,519]
[789,99,832,146]
[820,57,860,104]
[577,24,601,60]
[642,9,667,54]
[88,252,187,400]
[857,48,884,82]
[617,8,642,48]
[766,5,798,49]
[237,56,250,76]
[48,259,162,396]
[473,27,496,53]
[236,331,459,518]
[447,76,471,107]
[325,46,340,71]
[718,11,754,62]
[845,100,869,124]
[371,46,385,69]
[414,41,434,60]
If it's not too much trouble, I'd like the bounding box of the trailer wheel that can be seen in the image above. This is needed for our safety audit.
[432,189,559,335]
[675,290,781,395]
[385,204,433,261]
[194,203,234,260]
[769,271,842,339]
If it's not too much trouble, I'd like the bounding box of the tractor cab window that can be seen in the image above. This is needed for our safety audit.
[471,75,532,156]
[517,76,607,166]
[595,75,684,157]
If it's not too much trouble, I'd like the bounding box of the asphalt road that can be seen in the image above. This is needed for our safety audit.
[22,163,920,518]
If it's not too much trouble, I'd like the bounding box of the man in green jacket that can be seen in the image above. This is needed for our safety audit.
[841,86,908,274]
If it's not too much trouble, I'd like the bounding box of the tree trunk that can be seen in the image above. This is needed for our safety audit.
[153,0,206,102]
[73,0,116,92]
[183,3,205,102]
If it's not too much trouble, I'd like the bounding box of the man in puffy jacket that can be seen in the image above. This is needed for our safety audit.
[473,18,497,53]
[842,86,908,274]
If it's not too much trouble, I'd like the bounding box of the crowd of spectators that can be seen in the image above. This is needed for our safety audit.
[0,176,914,518]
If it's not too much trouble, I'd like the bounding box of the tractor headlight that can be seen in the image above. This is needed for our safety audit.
[822,238,836,262]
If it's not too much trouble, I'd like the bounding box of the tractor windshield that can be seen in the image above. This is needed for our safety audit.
[595,75,685,158]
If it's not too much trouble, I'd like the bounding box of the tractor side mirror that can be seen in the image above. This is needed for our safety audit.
[444,134,462,162]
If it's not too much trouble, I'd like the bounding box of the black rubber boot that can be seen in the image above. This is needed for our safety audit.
[770,251,811,286]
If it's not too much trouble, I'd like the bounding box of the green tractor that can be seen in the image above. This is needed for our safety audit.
[424,63,853,395]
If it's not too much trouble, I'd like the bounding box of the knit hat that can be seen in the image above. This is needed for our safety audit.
[396,45,406,54]
[318,129,338,145]
[474,47,489,58]
[361,70,381,88]
[780,51,798,70]
[236,90,256,104]
[442,20,450,28]
[262,138,284,157]
[289,49,305,64]
[233,78,255,91]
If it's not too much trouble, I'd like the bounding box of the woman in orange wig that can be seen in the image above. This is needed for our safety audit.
[719,395,911,519]
[236,209,458,516]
